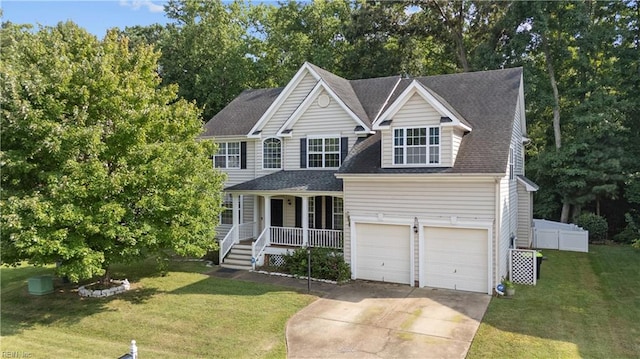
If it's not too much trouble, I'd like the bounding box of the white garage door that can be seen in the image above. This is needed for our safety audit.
[355,223,411,284]
[424,227,488,293]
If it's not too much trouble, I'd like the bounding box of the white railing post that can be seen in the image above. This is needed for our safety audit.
[253,194,259,238]
[130,340,138,359]
[232,194,240,243]
[302,196,309,246]
[264,195,271,244]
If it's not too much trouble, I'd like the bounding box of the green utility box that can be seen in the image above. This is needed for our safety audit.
[28,275,54,295]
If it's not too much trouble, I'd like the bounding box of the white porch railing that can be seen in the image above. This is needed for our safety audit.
[267,227,343,249]
[219,222,256,264]
[309,228,343,249]
[251,227,269,270]
[270,227,304,247]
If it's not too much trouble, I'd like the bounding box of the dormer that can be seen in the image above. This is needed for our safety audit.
[372,80,472,168]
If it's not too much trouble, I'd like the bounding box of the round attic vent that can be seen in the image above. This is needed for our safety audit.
[317,94,330,108]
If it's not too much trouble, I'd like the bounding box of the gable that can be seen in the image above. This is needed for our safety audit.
[248,65,320,137]
[374,80,471,132]
[277,85,371,136]
[387,92,442,128]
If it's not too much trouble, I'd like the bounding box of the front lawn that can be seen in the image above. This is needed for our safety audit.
[1,260,316,358]
[468,245,640,358]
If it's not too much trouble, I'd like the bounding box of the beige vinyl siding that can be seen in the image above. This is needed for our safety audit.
[343,178,496,271]
[498,106,522,279]
[260,72,317,137]
[498,175,511,281]
[282,195,296,227]
[513,97,525,176]
[285,89,360,170]
[381,92,453,168]
[452,128,464,165]
[517,185,532,247]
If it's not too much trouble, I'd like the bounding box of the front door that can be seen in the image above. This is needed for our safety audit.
[271,199,284,227]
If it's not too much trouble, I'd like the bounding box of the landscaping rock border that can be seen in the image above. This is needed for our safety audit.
[254,270,339,285]
[78,279,130,298]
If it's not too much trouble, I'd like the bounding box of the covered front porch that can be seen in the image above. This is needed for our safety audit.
[218,170,345,270]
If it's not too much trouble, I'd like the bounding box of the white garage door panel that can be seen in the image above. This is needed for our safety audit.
[356,223,411,284]
[424,227,488,293]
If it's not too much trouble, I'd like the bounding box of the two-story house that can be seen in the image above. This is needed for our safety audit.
[201,62,538,294]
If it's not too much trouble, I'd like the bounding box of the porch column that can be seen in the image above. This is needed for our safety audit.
[264,195,271,244]
[253,195,259,238]
[302,195,309,246]
[232,193,240,243]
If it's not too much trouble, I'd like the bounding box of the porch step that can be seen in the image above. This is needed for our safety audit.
[220,243,254,271]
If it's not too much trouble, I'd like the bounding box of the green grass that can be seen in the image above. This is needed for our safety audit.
[1,260,316,358]
[468,245,640,359]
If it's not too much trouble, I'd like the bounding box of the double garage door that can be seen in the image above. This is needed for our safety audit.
[355,223,489,293]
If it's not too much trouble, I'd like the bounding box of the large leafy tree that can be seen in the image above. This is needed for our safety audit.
[160,0,260,120]
[0,22,225,282]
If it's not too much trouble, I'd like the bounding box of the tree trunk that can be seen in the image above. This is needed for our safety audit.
[429,0,471,72]
[542,36,562,150]
[560,202,571,223]
[101,267,111,285]
[542,34,570,221]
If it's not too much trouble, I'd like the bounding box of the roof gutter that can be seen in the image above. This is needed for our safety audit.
[335,172,505,180]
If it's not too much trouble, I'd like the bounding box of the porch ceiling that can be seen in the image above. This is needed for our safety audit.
[225,170,342,193]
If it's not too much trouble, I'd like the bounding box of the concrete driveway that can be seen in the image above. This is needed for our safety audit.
[286,281,491,359]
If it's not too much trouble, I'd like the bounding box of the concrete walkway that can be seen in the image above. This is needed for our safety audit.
[210,268,491,359]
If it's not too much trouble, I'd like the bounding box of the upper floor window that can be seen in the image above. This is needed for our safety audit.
[393,127,440,165]
[308,137,340,168]
[263,138,282,169]
[214,142,240,169]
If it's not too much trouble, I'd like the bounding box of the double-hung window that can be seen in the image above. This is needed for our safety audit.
[263,138,281,169]
[214,142,240,169]
[332,197,344,230]
[220,193,233,225]
[308,137,340,168]
[393,127,440,165]
[308,196,316,228]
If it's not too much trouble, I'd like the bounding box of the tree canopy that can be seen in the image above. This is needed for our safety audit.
[0,22,225,282]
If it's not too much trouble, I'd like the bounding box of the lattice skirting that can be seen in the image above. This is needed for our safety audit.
[267,254,286,268]
[509,249,537,285]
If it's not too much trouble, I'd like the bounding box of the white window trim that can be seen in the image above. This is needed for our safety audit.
[332,197,344,230]
[220,193,233,225]
[307,135,341,169]
[214,142,241,169]
[509,147,515,181]
[262,137,282,170]
[220,193,244,225]
[308,196,316,229]
[392,126,441,166]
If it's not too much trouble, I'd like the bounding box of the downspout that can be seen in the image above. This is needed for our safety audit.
[494,177,501,289]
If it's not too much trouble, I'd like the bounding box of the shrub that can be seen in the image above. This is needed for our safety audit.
[613,213,640,244]
[576,213,608,242]
[282,247,351,282]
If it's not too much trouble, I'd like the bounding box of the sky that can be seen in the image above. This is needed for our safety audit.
[2,0,171,37]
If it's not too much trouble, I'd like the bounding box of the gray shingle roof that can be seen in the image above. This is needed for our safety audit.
[203,88,282,137]
[204,64,523,176]
[350,75,402,123]
[226,170,342,192]
[306,63,371,125]
[339,67,523,174]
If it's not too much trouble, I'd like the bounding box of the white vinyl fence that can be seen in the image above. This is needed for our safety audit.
[533,219,589,253]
